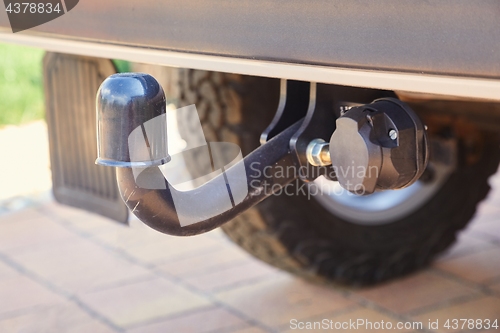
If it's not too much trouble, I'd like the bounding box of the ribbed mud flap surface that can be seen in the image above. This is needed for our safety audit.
[44,53,128,223]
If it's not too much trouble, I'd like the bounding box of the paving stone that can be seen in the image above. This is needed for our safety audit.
[91,219,222,265]
[228,327,270,333]
[435,233,495,261]
[61,210,124,236]
[0,275,63,315]
[127,306,247,333]
[0,213,76,254]
[0,261,20,281]
[435,247,500,283]
[0,194,51,216]
[119,235,221,265]
[184,260,278,293]
[41,201,88,219]
[475,200,500,215]
[68,320,117,333]
[11,239,152,294]
[0,208,46,223]
[413,296,500,333]
[157,247,252,278]
[468,220,500,243]
[355,271,477,314]
[79,277,211,328]
[0,301,114,333]
[39,201,128,235]
[216,274,355,329]
[91,221,167,249]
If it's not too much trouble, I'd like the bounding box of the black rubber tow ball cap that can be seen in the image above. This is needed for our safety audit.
[95,73,170,168]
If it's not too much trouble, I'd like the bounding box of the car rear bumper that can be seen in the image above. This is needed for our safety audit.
[1,0,500,100]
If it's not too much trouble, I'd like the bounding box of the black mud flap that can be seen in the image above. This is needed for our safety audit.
[43,53,128,224]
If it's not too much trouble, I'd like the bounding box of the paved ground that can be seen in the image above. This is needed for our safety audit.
[0,122,499,333]
[0,189,499,333]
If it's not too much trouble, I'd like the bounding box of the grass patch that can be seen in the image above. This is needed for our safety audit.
[0,43,45,126]
[0,44,131,127]
[113,59,131,73]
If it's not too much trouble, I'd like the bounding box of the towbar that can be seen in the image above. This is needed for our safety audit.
[96,73,428,236]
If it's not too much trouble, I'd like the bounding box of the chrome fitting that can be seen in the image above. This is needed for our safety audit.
[306,138,332,166]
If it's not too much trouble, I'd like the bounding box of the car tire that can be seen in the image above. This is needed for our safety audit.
[176,68,500,285]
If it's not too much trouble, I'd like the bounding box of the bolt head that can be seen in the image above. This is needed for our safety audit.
[389,129,398,140]
[306,139,331,166]
[366,114,373,125]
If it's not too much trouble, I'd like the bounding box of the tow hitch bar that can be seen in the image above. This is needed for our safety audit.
[96,73,428,236]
